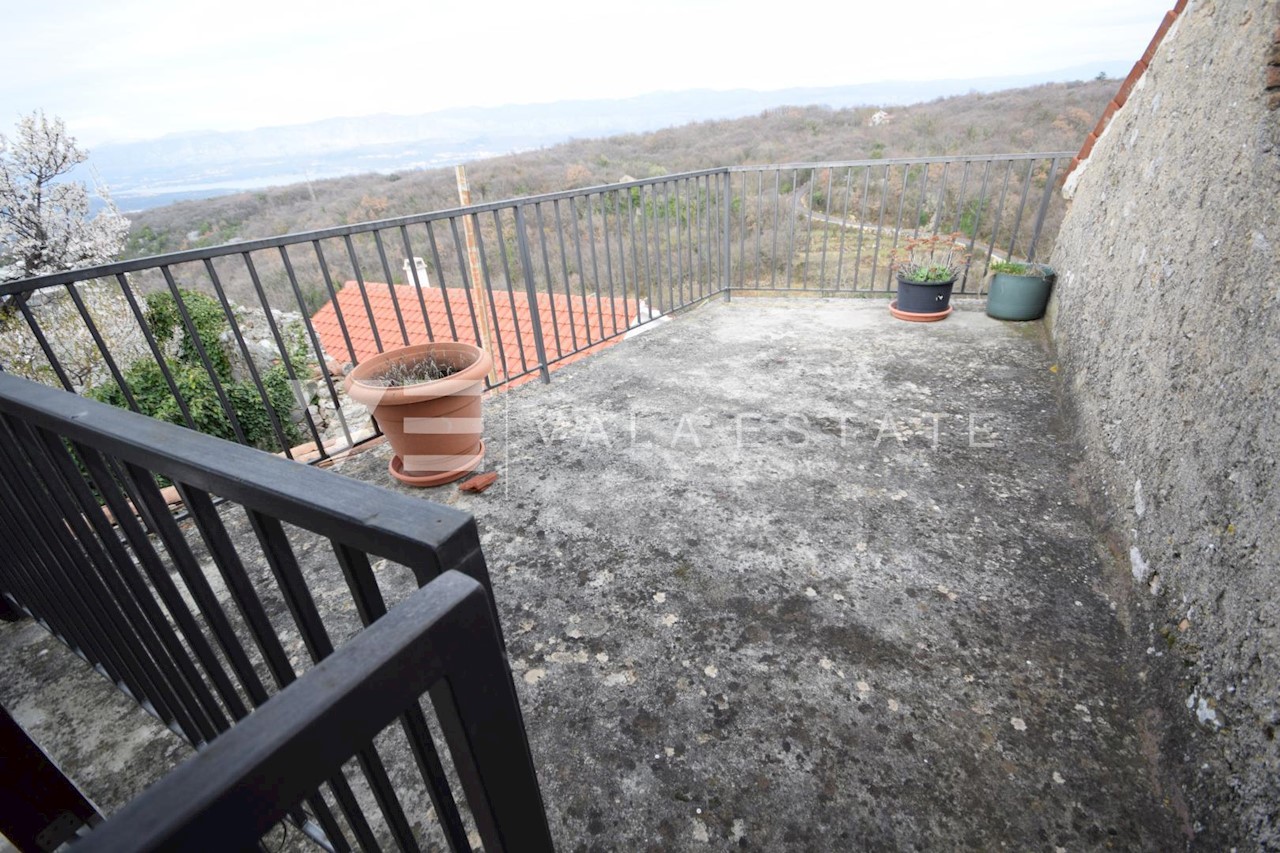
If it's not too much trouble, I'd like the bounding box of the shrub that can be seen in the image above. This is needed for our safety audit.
[990,261,1052,277]
[143,289,231,376]
[90,290,303,452]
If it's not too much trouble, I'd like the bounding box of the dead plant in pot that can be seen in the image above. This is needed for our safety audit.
[344,342,493,487]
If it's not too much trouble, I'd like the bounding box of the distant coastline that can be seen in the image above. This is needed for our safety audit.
[87,62,1127,213]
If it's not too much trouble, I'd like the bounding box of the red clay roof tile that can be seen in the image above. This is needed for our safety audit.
[1065,6,1182,183]
[311,283,636,389]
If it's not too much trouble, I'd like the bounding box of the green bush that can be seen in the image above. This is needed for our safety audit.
[990,261,1052,278]
[143,289,231,377]
[90,290,303,452]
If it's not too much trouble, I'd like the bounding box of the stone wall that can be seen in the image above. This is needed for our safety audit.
[1046,0,1279,845]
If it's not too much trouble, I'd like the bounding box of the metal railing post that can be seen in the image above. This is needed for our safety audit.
[721,170,732,301]
[1026,156,1062,263]
[513,204,552,384]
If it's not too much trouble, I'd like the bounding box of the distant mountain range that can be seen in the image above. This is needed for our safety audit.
[82,62,1128,212]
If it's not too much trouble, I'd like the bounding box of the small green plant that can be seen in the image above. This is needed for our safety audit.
[891,233,970,283]
[990,261,1053,278]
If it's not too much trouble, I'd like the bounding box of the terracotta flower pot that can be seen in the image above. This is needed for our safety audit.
[344,342,492,487]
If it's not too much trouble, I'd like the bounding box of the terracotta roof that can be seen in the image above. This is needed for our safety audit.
[1065,1,1188,183]
[311,282,637,387]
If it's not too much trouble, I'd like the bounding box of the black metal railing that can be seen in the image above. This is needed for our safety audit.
[0,372,551,852]
[76,571,551,853]
[0,154,1069,463]
[729,153,1067,293]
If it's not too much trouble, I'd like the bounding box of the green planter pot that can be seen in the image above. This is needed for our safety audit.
[986,269,1055,321]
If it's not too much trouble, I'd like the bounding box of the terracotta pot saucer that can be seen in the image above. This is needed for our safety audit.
[889,299,953,322]
[388,441,486,487]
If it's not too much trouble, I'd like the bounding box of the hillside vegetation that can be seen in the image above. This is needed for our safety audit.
[126,79,1112,267]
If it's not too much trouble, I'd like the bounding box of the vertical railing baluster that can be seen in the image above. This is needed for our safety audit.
[737,171,749,292]
[638,186,655,318]
[987,160,1015,269]
[33,427,209,741]
[329,543,445,853]
[159,265,248,444]
[341,235,384,355]
[802,168,817,289]
[662,181,679,309]
[853,167,872,291]
[769,170,781,290]
[372,230,411,346]
[721,170,732,301]
[446,216,486,348]
[584,196,606,339]
[627,185,643,320]
[210,256,296,456]
[495,208,531,374]
[616,187,633,325]
[785,168,800,289]
[553,200,581,348]
[533,202,563,358]
[240,510,391,850]
[0,438,122,695]
[834,167,853,290]
[911,161,929,240]
[600,192,619,336]
[311,240,357,367]
[280,246,353,451]
[424,220,461,342]
[753,170,764,290]
[0,425,173,729]
[514,205,551,384]
[931,161,951,238]
[701,176,710,298]
[0,434,76,643]
[966,162,993,292]
[889,164,913,291]
[61,282,137,410]
[869,166,891,291]
[470,212,512,380]
[16,300,75,391]
[79,447,243,727]
[118,459,268,711]
[817,168,833,289]
[1007,159,1037,261]
[113,272,197,429]
[398,225,436,342]
[567,197,596,345]
[952,161,972,239]
[1027,157,1062,263]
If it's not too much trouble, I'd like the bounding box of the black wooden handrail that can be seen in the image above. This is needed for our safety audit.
[0,372,549,851]
[75,572,553,853]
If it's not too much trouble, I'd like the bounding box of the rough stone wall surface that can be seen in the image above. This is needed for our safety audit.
[1046,0,1279,845]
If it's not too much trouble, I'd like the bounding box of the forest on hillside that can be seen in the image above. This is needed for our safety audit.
[126,80,1109,255]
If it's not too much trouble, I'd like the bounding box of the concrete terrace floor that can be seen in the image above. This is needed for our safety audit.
[0,297,1186,850]
[338,297,1184,850]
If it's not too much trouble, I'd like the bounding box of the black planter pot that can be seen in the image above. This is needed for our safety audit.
[896,275,957,314]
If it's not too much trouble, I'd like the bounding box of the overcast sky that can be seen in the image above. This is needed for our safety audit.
[0,0,1171,146]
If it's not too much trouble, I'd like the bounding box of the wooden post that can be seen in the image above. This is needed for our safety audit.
[455,166,499,385]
